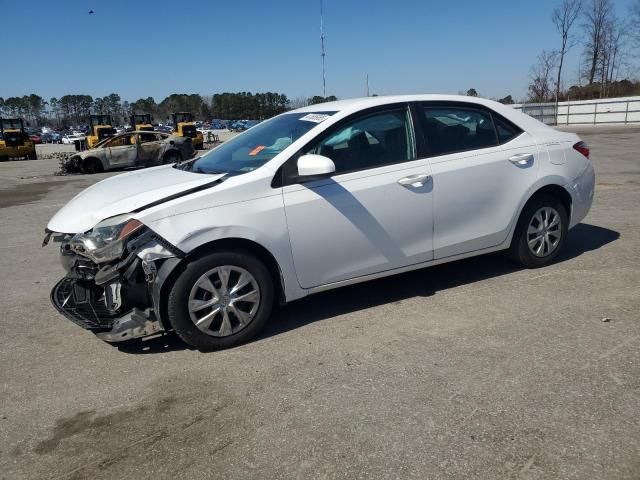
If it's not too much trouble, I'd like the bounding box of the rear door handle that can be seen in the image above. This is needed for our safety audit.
[509,153,534,166]
[398,173,431,187]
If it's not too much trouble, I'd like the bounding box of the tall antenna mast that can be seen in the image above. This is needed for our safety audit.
[320,0,326,97]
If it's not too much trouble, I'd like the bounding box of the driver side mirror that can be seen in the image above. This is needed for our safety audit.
[297,154,335,177]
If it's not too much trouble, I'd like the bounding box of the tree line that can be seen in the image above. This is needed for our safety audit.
[527,0,640,103]
[0,92,312,128]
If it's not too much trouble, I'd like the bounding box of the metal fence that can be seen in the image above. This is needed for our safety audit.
[512,97,640,126]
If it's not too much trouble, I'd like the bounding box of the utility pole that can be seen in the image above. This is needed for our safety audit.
[366,74,370,97]
[320,0,326,97]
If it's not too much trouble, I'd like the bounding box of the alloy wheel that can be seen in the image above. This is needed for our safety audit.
[527,206,562,257]
[187,266,261,337]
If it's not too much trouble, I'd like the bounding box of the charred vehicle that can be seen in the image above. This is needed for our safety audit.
[67,131,195,173]
[0,118,37,160]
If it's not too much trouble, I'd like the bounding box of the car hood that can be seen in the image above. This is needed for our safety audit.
[48,164,225,233]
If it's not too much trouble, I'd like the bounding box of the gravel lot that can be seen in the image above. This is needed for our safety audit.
[0,126,638,479]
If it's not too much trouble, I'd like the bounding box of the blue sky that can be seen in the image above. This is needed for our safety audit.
[0,0,636,102]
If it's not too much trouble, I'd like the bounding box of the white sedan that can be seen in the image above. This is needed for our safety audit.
[46,94,594,349]
[61,133,86,145]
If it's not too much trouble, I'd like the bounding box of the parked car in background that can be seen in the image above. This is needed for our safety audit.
[62,131,195,173]
[29,134,43,144]
[45,95,595,350]
[62,133,86,145]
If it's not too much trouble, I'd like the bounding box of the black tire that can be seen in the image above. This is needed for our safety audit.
[28,150,38,160]
[81,157,104,174]
[509,194,568,268]
[163,151,181,164]
[167,251,274,350]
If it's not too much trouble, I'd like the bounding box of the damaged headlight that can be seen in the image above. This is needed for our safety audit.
[69,214,145,264]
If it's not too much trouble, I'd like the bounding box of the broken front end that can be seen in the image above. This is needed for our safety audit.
[46,215,182,342]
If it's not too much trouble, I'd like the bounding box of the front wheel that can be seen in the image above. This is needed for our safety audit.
[510,194,568,268]
[163,151,181,164]
[167,251,274,350]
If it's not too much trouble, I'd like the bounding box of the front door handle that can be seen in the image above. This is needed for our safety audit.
[509,153,534,166]
[398,173,431,187]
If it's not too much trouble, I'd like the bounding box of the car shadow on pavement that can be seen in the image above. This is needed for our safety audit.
[258,223,619,341]
[114,223,618,354]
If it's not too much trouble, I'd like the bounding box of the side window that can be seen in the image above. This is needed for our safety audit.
[304,109,413,175]
[140,133,159,144]
[106,135,131,147]
[422,106,497,156]
[493,115,522,144]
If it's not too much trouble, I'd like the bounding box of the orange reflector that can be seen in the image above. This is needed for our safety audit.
[118,219,144,239]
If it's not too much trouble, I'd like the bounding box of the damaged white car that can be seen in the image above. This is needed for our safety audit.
[44,95,595,350]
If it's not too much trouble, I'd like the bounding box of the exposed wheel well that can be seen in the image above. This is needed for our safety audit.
[524,184,572,221]
[82,156,104,172]
[163,149,182,162]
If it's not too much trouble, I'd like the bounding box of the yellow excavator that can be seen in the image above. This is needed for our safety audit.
[171,112,203,150]
[87,114,116,149]
[130,114,154,132]
[0,118,36,160]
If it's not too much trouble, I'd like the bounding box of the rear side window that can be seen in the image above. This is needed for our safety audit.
[493,115,522,144]
[422,106,498,155]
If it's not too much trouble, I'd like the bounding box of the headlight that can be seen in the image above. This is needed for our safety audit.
[69,214,145,263]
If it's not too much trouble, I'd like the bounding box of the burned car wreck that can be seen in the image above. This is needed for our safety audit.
[67,131,195,174]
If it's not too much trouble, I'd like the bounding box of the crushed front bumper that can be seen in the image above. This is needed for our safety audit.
[50,277,164,342]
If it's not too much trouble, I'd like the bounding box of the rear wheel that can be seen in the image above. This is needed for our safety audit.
[510,194,568,268]
[167,251,274,350]
[28,150,37,160]
[81,157,104,174]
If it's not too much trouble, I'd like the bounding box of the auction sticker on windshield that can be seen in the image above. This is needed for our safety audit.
[299,113,330,123]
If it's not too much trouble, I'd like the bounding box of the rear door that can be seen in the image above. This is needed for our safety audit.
[138,132,166,165]
[415,102,540,259]
[281,104,435,289]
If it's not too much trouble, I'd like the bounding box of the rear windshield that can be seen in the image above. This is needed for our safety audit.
[175,112,335,175]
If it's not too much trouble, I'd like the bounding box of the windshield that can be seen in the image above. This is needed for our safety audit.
[175,112,335,175]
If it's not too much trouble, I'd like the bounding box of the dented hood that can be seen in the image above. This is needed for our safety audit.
[48,164,225,233]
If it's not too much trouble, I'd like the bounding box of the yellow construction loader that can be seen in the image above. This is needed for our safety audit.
[0,118,36,160]
[171,112,203,150]
[87,115,116,149]
[130,114,154,132]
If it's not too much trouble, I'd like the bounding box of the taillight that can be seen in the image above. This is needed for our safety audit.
[573,141,589,159]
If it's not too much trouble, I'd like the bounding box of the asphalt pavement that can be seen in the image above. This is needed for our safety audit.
[0,126,638,479]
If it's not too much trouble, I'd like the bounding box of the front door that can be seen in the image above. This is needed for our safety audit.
[282,106,434,289]
[106,134,138,167]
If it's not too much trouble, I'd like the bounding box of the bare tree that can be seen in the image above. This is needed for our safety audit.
[552,0,582,101]
[529,51,559,102]
[630,0,640,52]
[582,0,614,84]
[597,16,630,97]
